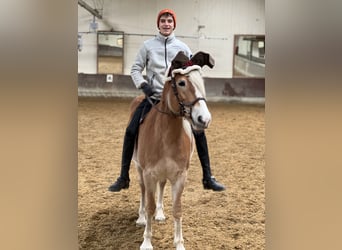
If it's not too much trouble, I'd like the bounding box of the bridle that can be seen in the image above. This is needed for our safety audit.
[170,76,206,118]
[147,73,207,119]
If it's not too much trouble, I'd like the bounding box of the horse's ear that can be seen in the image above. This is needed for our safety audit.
[190,51,215,69]
[171,51,189,69]
[167,51,189,76]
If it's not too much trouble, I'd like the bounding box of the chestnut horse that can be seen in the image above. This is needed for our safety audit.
[131,52,214,250]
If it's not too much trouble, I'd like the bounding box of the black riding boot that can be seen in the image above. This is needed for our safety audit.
[108,132,135,192]
[193,130,226,191]
[108,99,151,192]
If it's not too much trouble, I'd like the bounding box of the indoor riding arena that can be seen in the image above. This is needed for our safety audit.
[78,97,265,249]
[78,1,265,248]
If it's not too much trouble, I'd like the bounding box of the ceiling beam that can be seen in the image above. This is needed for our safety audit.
[78,0,102,19]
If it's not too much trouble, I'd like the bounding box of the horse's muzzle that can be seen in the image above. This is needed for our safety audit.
[191,114,211,131]
[197,115,210,128]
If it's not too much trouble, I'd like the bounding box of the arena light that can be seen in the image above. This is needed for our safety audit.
[89,16,98,33]
[78,33,83,52]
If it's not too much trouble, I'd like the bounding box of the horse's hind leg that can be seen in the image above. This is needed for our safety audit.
[136,165,146,226]
[155,180,166,221]
[140,173,157,250]
[172,174,186,250]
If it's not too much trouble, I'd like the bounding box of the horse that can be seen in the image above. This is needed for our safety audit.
[131,51,214,250]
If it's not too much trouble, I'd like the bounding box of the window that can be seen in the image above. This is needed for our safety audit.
[233,35,265,77]
[97,31,124,74]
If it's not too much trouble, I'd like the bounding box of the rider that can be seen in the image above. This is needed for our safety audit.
[108,8,225,192]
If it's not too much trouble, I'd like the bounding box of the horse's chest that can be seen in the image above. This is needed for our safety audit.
[147,158,188,181]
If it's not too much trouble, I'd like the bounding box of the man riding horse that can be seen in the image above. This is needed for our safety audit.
[108,8,225,192]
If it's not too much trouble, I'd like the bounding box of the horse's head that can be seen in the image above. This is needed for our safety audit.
[164,51,214,130]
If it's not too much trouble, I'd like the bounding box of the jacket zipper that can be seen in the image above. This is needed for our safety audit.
[151,74,155,88]
[164,37,168,69]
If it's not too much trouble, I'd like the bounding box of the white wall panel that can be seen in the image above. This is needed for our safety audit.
[78,0,265,77]
[78,33,97,73]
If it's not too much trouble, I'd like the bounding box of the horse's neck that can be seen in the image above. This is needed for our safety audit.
[160,83,180,116]
[155,100,184,136]
[148,82,185,137]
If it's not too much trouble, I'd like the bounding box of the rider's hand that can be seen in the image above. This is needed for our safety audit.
[141,83,154,97]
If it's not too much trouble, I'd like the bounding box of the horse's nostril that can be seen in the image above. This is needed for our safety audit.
[198,116,204,124]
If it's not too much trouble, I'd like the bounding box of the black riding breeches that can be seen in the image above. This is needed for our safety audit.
[125,98,153,139]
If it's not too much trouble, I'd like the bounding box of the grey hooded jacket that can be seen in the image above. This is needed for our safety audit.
[131,32,192,100]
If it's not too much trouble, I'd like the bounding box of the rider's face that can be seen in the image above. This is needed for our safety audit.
[158,15,174,36]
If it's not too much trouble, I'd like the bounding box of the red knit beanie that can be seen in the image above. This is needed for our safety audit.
[157,9,176,29]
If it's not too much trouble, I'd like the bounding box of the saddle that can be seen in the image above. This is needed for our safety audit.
[139,97,160,124]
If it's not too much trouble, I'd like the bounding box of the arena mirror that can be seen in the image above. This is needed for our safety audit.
[97,31,124,74]
[233,35,265,78]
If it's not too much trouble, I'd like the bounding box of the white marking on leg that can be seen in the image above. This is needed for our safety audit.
[136,195,146,226]
[140,173,156,250]
[155,181,166,221]
[172,176,186,250]
[140,216,153,250]
[136,165,146,226]
[174,218,185,250]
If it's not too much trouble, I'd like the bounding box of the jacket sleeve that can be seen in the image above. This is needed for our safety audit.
[130,44,148,89]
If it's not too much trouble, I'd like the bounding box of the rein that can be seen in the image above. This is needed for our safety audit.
[146,96,176,116]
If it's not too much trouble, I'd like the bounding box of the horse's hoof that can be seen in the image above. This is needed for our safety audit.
[136,220,146,227]
[140,241,153,250]
[155,215,166,222]
[140,247,153,250]
[136,216,146,226]
[175,243,185,250]
[155,209,166,221]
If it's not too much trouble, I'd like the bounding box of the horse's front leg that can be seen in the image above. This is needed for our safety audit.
[155,180,166,221]
[174,218,185,250]
[135,165,146,226]
[172,173,187,250]
[140,173,157,250]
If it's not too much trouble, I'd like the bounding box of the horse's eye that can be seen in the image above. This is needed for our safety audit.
[178,80,186,87]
